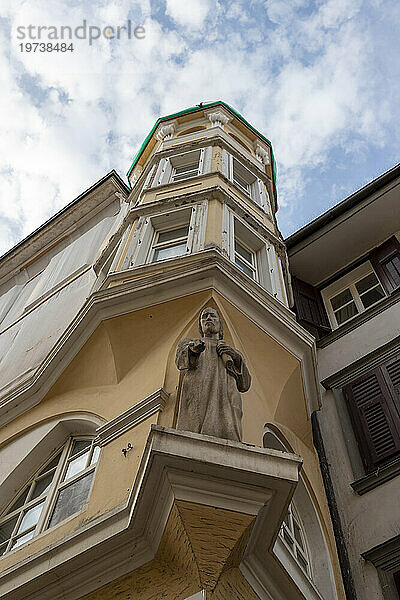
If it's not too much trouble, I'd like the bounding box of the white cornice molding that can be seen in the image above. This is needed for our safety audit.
[129,185,283,251]
[0,176,128,288]
[95,388,169,446]
[0,426,301,600]
[0,250,319,428]
[130,129,272,206]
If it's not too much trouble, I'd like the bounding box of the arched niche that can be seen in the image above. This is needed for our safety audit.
[263,426,337,600]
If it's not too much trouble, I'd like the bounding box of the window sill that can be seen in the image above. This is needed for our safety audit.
[351,456,400,495]
[317,288,400,348]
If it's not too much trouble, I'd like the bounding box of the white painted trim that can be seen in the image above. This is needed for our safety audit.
[0,249,320,427]
[95,388,169,446]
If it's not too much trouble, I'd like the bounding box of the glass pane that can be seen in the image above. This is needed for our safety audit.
[233,174,249,193]
[297,551,308,572]
[355,272,378,295]
[0,516,18,544]
[31,473,54,500]
[70,440,92,457]
[172,170,198,181]
[8,487,30,513]
[235,242,253,265]
[293,519,304,549]
[235,256,255,278]
[334,301,358,325]
[153,242,187,262]
[283,528,294,549]
[90,445,100,465]
[0,542,8,556]
[49,472,94,528]
[360,286,385,309]
[174,163,198,174]
[11,530,34,549]
[17,502,44,534]
[157,227,188,244]
[64,451,90,481]
[39,451,62,475]
[330,288,353,310]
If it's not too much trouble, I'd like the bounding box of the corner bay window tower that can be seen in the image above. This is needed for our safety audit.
[0,102,345,600]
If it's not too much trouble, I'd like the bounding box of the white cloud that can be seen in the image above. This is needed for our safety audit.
[0,0,399,252]
[165,0,213,30]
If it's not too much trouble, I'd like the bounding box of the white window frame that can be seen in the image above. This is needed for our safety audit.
[222,206,286,302]
[279,503,311,578]
[222,151,270,214]
[0,437,99,555]
[151,147,212,188]
[322,261,386,329]
[148,223,190,263]
[121,203,208,270]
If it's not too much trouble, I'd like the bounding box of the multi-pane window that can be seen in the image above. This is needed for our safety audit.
[323,263,386,328]
[150,225,189,262]
[0,438,99,555]
[170,150,202,183]
[234,240,257,279]
[232,158,256,196]
[279,503,310,576]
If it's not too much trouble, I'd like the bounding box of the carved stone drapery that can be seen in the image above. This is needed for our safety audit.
[175,307,251,441]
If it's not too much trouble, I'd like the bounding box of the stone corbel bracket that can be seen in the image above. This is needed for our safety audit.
[95,388,169,446]
[155,120,178,142]
[253,141,270,166]
[205,109,232,129]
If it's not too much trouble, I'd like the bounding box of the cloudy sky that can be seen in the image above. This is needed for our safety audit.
[1,0,400,254]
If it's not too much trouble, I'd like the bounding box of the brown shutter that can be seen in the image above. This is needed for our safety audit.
[292,277,331,334]
[344,368,400,470]
[382,355,400,416]
[370,236,400,294]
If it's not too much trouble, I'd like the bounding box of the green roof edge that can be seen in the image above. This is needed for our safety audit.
[126,101,278,210]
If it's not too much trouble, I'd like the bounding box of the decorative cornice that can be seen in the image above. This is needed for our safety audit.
[95,388,169,446]
[130,130,273,206]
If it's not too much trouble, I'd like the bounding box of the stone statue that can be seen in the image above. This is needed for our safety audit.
[175,306,251,441]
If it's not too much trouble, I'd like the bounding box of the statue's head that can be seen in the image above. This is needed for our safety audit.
[199,306,223,339]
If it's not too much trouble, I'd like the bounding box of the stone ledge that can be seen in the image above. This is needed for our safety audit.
[351,456,400,495]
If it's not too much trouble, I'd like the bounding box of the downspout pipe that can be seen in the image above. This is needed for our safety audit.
[311,411,358,600]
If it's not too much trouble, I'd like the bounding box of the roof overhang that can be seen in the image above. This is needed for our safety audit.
[126,101,278,204]
[286,164,400,286]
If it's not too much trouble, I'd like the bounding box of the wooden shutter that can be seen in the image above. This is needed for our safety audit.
[292,277,331,334]
[370,236,400,294]
[344,368,400,470]
[382,355,400,414]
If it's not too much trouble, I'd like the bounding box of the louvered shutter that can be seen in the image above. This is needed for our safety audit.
[292,277,331,334]
[344,368,400,470]
[370,236,400,294]
[382,355,400,415]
